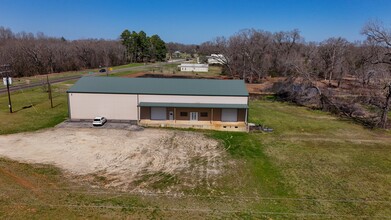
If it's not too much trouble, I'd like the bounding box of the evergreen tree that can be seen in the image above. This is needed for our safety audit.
[120,30,167,62]
[150,34,167,61]
[120,29,131,62]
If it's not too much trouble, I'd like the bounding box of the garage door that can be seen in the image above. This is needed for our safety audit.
[151,107,167,120]
[221,109,238,122]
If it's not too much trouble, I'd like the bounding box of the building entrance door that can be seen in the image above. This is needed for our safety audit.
[169,111,174,120]
[190,112,198,121]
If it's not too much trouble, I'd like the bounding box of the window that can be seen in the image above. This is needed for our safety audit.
[180,112,188,117]
[200,112,208,117]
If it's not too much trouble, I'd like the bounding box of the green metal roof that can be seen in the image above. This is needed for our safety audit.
[139,102,248,109]
[67,77,248,96]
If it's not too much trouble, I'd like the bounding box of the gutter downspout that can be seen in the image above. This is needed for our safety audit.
[67,93,71,120]
[246,96,249,132]
[137,94,140,124]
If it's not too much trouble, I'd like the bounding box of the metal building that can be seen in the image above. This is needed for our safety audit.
[67,77,249,131]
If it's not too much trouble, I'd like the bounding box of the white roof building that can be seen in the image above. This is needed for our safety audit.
[178,63,209,72]
[207,54,227,65]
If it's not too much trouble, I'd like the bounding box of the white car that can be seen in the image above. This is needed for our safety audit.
[92,116,107,126]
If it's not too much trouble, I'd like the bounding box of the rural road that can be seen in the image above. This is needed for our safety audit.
[0,62,172,95]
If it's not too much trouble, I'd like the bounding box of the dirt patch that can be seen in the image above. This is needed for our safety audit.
[0,168,37,192]
[122,71,231,80]
[0,128,224,192]
[246,77,286,94]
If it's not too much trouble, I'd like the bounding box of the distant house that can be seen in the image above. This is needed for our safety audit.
[207,54,227,65]
[67,77,249,131]
[173,51,181,58]
[178,63,209,72]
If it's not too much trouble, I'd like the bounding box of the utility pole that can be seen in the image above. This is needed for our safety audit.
[46,75,53,108]
[5,71,12,113]
[1,64,12,113]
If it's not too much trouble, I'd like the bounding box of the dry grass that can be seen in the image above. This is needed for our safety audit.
[250,100,391,218]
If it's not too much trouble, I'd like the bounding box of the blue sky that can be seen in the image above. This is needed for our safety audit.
[1,0,391,44]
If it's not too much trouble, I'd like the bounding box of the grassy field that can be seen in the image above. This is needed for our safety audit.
[10,69,98,87]
[0,86,390,218]
[111,63,144,70]
[0,82,69,134]
[109,70,141,77]
[246,100,391,218]
[8,63,144,86]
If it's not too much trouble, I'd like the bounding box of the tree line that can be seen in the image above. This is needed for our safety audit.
[198,22,391,128]
[1,23,390,128]
[165,42,199,57]
[0,28,169,77]
[0,27,128,77]
[120,30,167,63]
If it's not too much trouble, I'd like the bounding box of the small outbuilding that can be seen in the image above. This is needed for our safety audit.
[67,77,249,131]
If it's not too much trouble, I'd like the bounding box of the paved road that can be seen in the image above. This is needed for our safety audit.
[0,62,170,94]
[0,74,82,94]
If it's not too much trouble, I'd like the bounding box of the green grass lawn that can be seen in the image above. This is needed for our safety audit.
[109,70,140,77]
[111,63,144,70]
[9,63,143,86]
[10,69,98,87]
[0,82,69,134]
[0,91,390,218]
[246,100,391,218]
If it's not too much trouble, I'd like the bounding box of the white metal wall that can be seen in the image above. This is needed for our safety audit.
[68,93,248,121]
[68,93,138,120]
[139,95,247,105]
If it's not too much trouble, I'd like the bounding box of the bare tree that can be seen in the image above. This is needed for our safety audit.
[318,37,349,86]
[271,29,303,76]
[361,21,391,128]
[0,27,127,77]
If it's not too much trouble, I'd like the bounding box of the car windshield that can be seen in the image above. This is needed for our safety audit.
[94,119,101,121]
